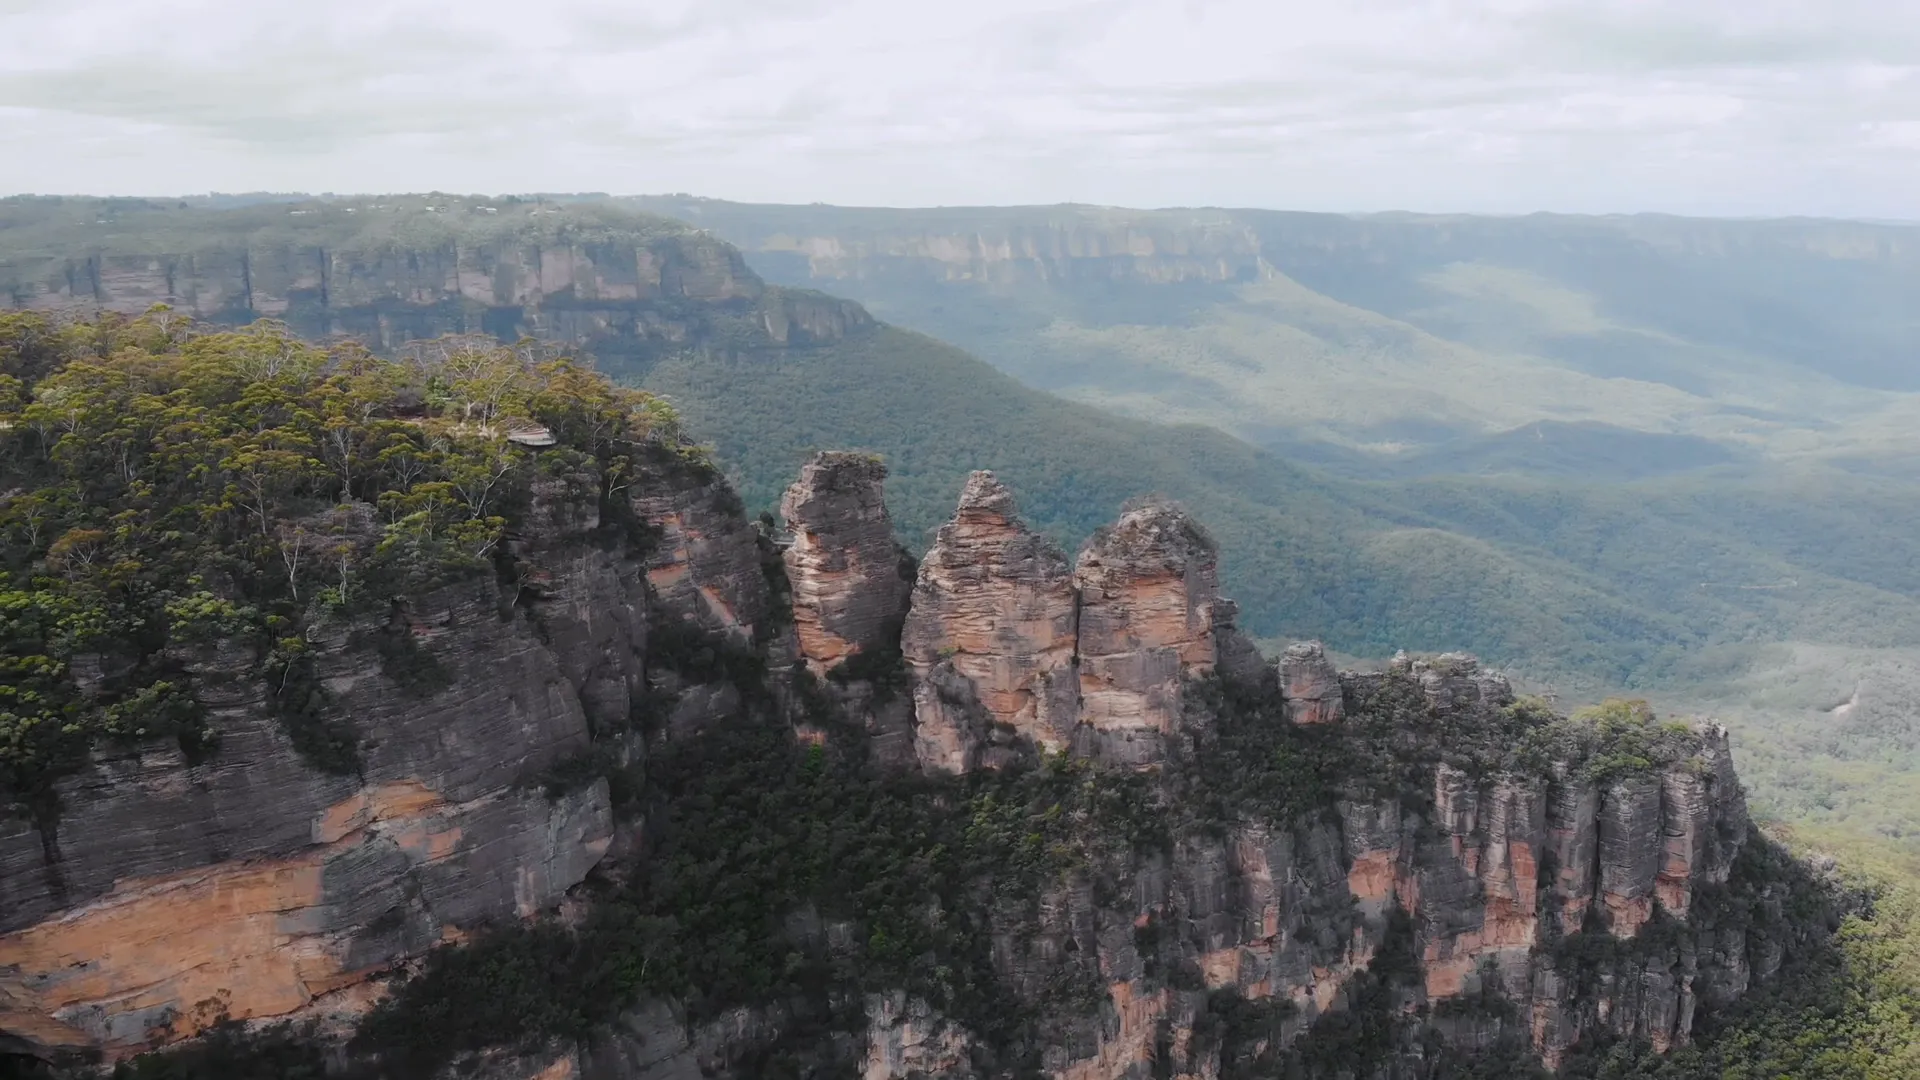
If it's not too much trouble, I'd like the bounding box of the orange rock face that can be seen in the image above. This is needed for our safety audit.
[0,779,607,1058]
[1073,504,1225,766]
[900,472,1080,772]
[1055,980,1171,1080]
[900,485,1240,773]
[630,471,773,643]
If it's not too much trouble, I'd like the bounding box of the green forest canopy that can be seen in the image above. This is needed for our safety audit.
[0,308,697,801]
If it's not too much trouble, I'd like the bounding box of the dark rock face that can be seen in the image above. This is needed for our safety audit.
[629,462,773,644]
[1410,652,1515,713]
[1279,641,1343,725]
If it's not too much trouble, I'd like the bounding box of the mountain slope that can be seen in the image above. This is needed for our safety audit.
[632,196,1920,467]
[633,322,1920,690]
[620,195,1920,852]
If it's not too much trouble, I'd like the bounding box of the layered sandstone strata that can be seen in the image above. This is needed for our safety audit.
[0,450,762,1063]
[1279,641,1343,725]
[899,472,1081,772]
[779,452,912,674]
[631,198,1272,287]
[1072,503,1228,766]
[2,215,870,355]
[0,457,1773,1078]
[901,483,1252,773]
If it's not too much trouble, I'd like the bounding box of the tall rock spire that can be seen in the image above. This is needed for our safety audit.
[899,471,1080,773]
[779,452,912,675]
[1071,501,1228,766]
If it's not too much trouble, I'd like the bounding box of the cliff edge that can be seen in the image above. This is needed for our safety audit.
[0,340,1807,1078]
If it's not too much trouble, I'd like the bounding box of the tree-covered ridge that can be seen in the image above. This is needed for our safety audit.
[0,195,692,264]
[0,309,697,805]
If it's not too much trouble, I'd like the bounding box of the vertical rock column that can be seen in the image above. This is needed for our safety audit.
[628,464,773,643]
[1655,723,1748,919]
[778,452,912,675]
[1598,775,1665,937]
[900,472,1080,774]
[1279,641,1344,725]
[1072,503,1225,767]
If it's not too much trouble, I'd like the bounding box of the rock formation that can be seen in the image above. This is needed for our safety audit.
[1279,641,1343,725]
[0,202,871,363]
[899,472,1080,772]
[1071,503,1228,766]
[778,452,912,674]
[0,449,757,1063]
[899,484,1256,774]
[1410,652,1514,713]
[0,457,1786,1078]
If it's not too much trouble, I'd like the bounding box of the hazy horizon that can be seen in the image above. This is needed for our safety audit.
[7,190,1919,226]
[2,0,1915,220]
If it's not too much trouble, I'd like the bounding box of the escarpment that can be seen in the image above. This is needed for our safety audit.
[631,197,1271,287]
[4,425,1797,1079]
[0,436,764,1063]
[0,199,872,366]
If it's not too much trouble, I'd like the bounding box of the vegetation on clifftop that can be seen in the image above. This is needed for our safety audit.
[0,309,698,806]
[0,194,693,265]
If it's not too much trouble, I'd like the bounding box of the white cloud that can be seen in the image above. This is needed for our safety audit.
[0,0,1914,215]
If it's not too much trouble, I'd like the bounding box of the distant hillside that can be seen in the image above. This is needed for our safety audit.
[631,196,1920,474]
[0,194,870,361]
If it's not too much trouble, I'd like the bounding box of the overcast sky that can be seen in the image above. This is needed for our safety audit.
[1,0,1915,216]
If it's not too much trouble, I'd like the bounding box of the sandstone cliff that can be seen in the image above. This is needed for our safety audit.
[632,198,1270,287]
[899,472,1080,772]
[4,457,1792,1080]
[0,443,763,1064]
[0,199,872,366]
[778,452,912,675]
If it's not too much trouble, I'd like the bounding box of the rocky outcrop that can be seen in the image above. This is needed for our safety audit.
[0,445,761,1064]
[900,483,1253,773]
[900,472,1080,772]
[814,726,1754,1077]
[1279,641,1343,725]
[1407,652,1514,713]
[862,993,975,1080]
[630,462,774,646]
[779,452,912,674]
[1072,503,1229,767]
[0,580,618,1058]
[0,457,1783,1077]
[877,474,1765,1074]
